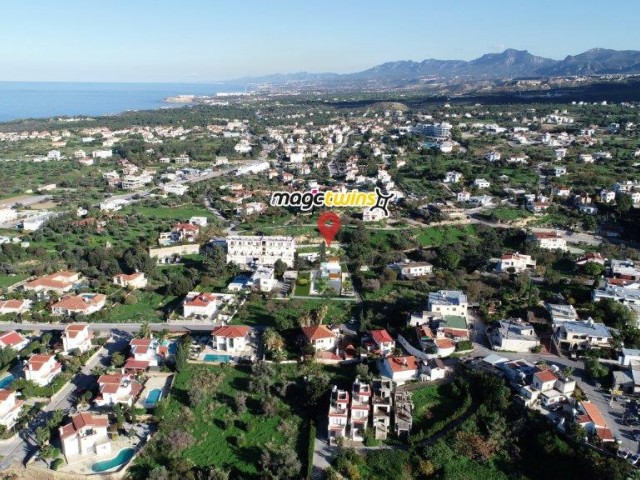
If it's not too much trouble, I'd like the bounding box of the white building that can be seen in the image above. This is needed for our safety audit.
[94,374,143,407]
[162,184,189,196]
[0,300,32,316]
[226,235,296,268]
[23,354,62,386]
[251,267,277,292]
[427,290,468,320]
[23,271,81,294]
[327,386,349,445]
[553,320,612,352]
[393,261,433,279]
[369,329,395,356]
[497,252,536,273]
[363,207,386,222]
[301,325,337,352]
[62,324,93,354]
[531,232,568,251]
[211,325,250,353]
[489,318,540,353]
[319,257,343,294]
[113,272,147,289]
[474,178,491,189]
[348,378,371,441]
[413,122,452,139]
[0,389,24,430]
[443,171,462,184]
[235,161,269,176]
[0,331,29,351]
[457,191,471,202]
[182,292,220,319]
[59,413,111,461]
[379,356,419,385]
[92,150,113,159]
[51,293,106,316]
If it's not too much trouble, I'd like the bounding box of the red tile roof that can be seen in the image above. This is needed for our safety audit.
[0,331,25,348]
[370,329,393,344]
[184,293,218,307]
[0,389,14,401]
[301,325,335,341]
[59,413,109,440]
[26,354,54,371]
[534,369,558,383]
[52,294,105,312]
[0,300,26,310]
[123,358,150,371]
[114,272,143,281]
[436,338,455,349]
[581,401,607,428]
[212,325,250,338]
[386,356,418,373]
[64,323,88,338]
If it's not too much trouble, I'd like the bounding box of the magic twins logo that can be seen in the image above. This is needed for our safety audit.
[269,187,395,217]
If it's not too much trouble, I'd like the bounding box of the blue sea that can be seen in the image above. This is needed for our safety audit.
[0,82,246,122]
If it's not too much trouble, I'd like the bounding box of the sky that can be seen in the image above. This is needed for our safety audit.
[1,0,639,83]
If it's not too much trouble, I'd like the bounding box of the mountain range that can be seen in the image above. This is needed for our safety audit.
[232,48,640,85]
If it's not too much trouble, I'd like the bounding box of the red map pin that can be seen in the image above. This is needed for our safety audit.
[317,212,341,247]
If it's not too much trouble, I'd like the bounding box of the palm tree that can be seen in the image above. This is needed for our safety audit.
[137,320,151,339]
[263,328,284,353]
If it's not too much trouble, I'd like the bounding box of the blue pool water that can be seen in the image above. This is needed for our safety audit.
[146,388,162,406]
[161,339,178,354]
[91,448,135,473]
[0,374,15,389]
[203,354,231,363]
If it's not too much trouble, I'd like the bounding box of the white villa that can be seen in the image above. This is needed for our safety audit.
[23,354,62,386]
[0,389,23,430]
[59,413,111,461]
[62,324,93,354]
[211,325,251,353]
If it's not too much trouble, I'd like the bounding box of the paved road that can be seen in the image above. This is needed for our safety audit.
[0,336,127,469]
[0,322,222,333]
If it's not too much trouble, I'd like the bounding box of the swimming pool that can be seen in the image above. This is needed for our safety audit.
[91,448,135,473]
[203,354,231,363]
[0,374,15,389]
[146,388,162,406]
[162,340,178,354]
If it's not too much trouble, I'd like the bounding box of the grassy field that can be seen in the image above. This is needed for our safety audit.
[0,274,28,289]
[139,363,305,477]
[124,205,213,221]
[415,224,477,247]
[231,297,355,327]
[107,290,177,322]
[483,206,532,222]
[411,383,463,434]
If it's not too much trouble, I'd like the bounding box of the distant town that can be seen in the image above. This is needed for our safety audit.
[0,85,640,480]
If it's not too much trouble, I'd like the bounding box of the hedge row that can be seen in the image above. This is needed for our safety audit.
[306,420,316,480]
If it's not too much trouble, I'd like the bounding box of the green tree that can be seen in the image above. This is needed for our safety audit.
[616,193,633,215]
[273,259,287,280]
[110,352,125,368]
[582,261,604,277]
